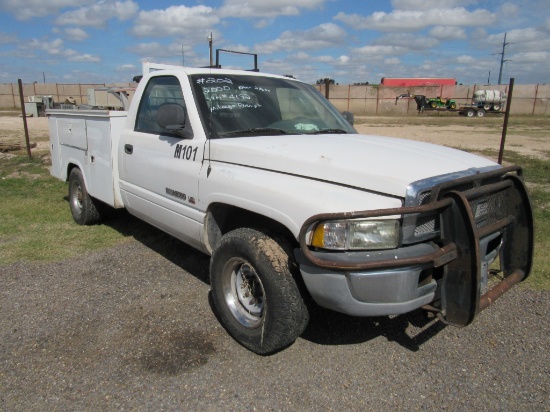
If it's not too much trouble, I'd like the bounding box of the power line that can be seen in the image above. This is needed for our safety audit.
[495,32,513,85]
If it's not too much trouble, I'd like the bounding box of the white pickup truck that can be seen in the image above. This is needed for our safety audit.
[48,63,533,354]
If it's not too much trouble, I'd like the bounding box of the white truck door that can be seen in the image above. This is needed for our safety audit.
[119,75,205,249]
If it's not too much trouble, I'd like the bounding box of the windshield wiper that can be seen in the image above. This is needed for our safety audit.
[220,128,298,137]
[312,128,349,134]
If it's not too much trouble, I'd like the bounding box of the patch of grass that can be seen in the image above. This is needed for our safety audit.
[0,156,130,264]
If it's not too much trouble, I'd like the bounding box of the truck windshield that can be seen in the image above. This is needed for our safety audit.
[190,74,356,138]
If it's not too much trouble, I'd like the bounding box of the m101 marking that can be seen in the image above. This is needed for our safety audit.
[174,144,198,161]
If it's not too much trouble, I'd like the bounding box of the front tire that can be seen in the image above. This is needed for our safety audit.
[210,228,309,354]
[68,168,101,225]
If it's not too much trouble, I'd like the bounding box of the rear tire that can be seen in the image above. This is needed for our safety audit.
[68,168,101,225]
[466,108,476,117]
[493,104,501,111]
[476,109,486,117]
[210,228,309,354]
[483,103,491,110]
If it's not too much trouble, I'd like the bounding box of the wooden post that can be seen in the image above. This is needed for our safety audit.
[17,79,32,159]
[498,78,514,165]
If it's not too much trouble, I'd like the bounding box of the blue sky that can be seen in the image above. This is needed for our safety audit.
[1,0,549,85]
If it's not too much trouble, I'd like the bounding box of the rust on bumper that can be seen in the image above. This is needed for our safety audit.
[298,165,534,326]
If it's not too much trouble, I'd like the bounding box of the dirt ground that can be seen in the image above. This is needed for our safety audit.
[354,117,550,161]
[1,115,549,160]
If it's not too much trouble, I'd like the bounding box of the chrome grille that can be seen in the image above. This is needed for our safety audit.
[404,166,506,245]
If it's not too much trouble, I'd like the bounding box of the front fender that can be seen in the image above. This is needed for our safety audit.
[199,161,403,240]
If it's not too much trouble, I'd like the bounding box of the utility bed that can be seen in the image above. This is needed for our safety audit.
[48,109,127,208]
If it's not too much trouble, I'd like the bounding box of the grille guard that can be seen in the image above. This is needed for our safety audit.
[298,165,534,326]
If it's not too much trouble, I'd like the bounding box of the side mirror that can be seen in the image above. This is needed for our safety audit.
[342,111,354,126]
[156,103,193,138]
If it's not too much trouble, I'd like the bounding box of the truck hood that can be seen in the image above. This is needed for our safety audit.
[208,134,498,198]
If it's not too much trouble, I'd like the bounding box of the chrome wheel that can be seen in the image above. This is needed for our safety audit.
[70,180,83,218]
[221,258,265,328]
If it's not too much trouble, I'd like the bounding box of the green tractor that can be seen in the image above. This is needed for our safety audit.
[426,96,457,110]
[395,94,458,111]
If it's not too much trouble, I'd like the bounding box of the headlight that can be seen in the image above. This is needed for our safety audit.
[310,219,399,250]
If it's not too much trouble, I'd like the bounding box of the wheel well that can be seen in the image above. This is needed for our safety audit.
[205,203,297,253]
[66,163,79,181]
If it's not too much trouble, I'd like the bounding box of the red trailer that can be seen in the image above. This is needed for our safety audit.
[381,77,456,87]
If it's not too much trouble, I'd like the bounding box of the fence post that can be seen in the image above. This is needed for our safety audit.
[17,79,32,159]
[532,84,539,115]
[498,78,514,165]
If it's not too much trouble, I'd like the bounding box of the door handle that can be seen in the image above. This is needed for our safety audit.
[124,144,133,154]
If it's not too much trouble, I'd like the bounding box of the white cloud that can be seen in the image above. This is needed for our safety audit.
[353,45,407,58]
[64,28,89,41]
[117,64,136,71]
[373,33,440,50]
[68,53,101,62]
[0,0,88,21]
[497,3,520,18]
[429,26,467,41]
[384,57,401,65]
[337,55,350,64]
[510,51,550,63]
[335,7,495,32]
[256,23,346,54]
[55,0,139,28]
[219,0,325,18]
[486,28,550,53]
[28,38,65,55]
[457,55,475,64]
[391,0,477,11]
[131,5,219,38]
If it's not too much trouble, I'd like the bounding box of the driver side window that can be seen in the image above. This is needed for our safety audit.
[135,76,187,134]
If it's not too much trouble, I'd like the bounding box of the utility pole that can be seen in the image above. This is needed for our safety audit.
[497,32,512,85]
[208,33,213,66]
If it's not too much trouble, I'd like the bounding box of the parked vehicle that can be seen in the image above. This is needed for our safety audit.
[48,63,533,354]
[427,96,457,109]
[395,94,456,110]
[473,90,507,111]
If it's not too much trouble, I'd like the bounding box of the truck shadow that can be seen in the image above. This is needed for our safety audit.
[101,208,211,284]
[301,305,447,352]
[100,209,447,352]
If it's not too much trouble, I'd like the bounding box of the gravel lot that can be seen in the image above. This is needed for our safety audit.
[1,115,549,410]
[1,228,548,411]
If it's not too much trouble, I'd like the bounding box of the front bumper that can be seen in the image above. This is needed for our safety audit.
[297,166,534,325]
[295,246,437,317]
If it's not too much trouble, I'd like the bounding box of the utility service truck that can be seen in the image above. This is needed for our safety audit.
[48,63,533,354]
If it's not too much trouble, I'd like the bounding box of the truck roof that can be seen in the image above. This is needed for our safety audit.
[142,62,294,81]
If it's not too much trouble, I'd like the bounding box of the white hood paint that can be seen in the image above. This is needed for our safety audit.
[209,134,498,198]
